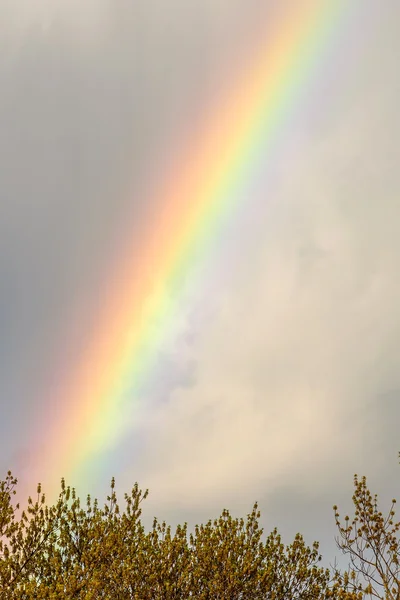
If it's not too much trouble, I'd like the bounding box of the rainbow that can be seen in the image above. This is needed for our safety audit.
[35,0,348,500]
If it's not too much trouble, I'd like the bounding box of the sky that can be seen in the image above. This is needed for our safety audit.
[1,0,400,572]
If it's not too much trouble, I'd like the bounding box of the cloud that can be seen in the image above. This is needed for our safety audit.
[126,11,400,519]
[0,0,399,570]
[0,0,282,488]
[0,0,111,51]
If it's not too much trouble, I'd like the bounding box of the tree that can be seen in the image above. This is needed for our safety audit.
[333,454,400,600]
[1,472,64,597]
[1,470,361,599]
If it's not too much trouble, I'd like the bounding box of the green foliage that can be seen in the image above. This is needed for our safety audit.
[0,467,370,599]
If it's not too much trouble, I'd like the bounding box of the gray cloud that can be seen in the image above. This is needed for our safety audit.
[119,2,400,569]
[1,0,400,573]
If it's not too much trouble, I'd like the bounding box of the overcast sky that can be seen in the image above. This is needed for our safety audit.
[1,0,400,571]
